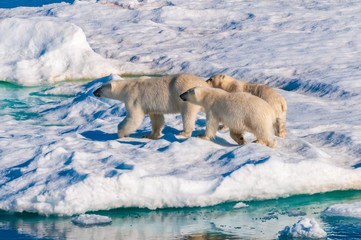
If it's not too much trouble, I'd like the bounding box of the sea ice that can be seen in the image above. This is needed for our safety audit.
[72,214,112,226]
[279,218,327,239]
[322,200,361,218]
[233,202,249,209]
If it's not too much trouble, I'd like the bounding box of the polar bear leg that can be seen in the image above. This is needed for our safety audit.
[143,113,164,139]
[198,113,219,141]
[230,130,246,145]
[254,128,277,149]
[179,103,201,137]
[277,112,287,138]
[273,118,285,138]
[273,110,287,138]
[117,109,145,138]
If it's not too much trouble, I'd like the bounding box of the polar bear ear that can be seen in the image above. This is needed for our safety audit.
[219,74,226,79]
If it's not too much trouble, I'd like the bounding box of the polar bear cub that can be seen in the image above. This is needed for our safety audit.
[180,86,277,148]
[94,74,209,139]
[207,74,287,138]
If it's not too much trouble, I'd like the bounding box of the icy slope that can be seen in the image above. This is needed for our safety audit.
[0,18,119,85]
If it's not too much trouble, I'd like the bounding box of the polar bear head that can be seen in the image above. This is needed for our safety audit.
[93,80,127,100]
[180,86,206,105]
[180,86,226,107]
[93,82,112,98]
[207,73,244,93]
[206,73,229,89]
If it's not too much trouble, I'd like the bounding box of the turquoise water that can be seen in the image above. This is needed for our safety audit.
[0,81,73,121]
[1,190,361,239]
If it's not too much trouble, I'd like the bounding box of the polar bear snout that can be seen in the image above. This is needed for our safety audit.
[93,87,102,97]
[93,83,111,98]
[179,91,190,101]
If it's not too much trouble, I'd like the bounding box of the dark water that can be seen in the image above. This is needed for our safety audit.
[0,0,74,9]
[1,190,361,240]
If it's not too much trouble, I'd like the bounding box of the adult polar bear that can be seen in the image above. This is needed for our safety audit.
[207,74,287,138]
[180,86,277,148]
[93,74,208,139]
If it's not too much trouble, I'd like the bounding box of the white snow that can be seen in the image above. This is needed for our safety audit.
[0,17,119,85]
[233,202,248,209]
[322,201,361,218]
[279,218,327,239]
[0,0,361,217]
[72,214,112,226]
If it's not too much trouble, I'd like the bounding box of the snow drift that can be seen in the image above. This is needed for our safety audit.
[0,18,119,85]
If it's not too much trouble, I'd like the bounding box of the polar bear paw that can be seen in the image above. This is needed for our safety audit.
[196,133,211,141]
[178,131,192,138]
[143,133,162,139]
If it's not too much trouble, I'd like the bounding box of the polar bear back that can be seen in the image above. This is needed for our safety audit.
[199,88,275,131]
[243,83,287,114]
[124,74,208,114]
[219,93,274,131]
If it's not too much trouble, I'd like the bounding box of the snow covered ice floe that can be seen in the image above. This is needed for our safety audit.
[1,0,361,216]
[0,75,361,216]
[322,200,361,218]
[0,18,119,85]
[72,214,112,226]
[279,218,327,239]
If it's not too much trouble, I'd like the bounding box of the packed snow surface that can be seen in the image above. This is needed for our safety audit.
[279,218,327,238]
[72,214,112,226]
[0,0,361,216]
[322,201,361,218]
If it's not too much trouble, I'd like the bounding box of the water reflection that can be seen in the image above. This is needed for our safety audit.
[1,190,361,240]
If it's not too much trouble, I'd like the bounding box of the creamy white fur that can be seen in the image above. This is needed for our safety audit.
[180,86,277,148]
[207,74,287,138]
[94,74,208,138]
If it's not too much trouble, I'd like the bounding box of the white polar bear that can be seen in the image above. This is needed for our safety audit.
[94,74,209,139]
[207,74,287,138]
[180,86,277,148]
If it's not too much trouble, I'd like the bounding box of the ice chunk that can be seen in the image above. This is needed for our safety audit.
[72,214,112,226]
[233,202,249,209]
[285,209,307,217]
[279,218,327,238]
[322,201,361,218]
